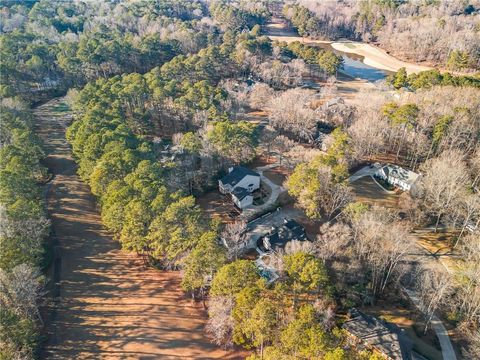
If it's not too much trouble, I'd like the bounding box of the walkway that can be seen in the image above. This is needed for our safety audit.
[36,98,244,359]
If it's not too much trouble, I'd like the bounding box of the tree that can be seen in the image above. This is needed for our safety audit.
[206,296,235,347]
[243,299,277,357]
[447,50,471,71]
[280,304,329,358]
[349,207,415,300]
[249,83,274,110]
[272,135,295,165]
[148,195,204,265]
[268,89,318,141]
[206,121,258,163]
[416,264,453,333]
[210,260,260,296]
[286,159,352,219]
[391,67,407,89]
[418,150,470,231]
[315,222,352,263]
[181,230,226,299]
[283,252,329,306]
[220,220,248,260]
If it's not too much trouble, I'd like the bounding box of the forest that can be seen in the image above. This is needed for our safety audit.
[0,1,479,360]
[284,0,480,72]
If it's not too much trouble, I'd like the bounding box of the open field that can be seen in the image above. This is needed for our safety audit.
[36,98,246,359]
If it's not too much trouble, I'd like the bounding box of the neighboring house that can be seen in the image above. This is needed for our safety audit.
[256,218,308,254]
[219,166,260,209]
[375,164,420,192]
[343,308,413,360]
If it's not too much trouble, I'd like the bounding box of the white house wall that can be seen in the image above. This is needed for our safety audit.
[234,175,260,192]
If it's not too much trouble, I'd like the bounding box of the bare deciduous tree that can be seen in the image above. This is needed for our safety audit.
[206,296,235,348]
[220,220,248,260]
[350,207,415,300]
[249,83,275,111]
[315,222,352,262]
[0,264,45,324]
[417,150,470,231]
[268,89,318,142]
[416,264,453,333]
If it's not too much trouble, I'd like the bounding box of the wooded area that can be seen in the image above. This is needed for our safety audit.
[1,1,479,359]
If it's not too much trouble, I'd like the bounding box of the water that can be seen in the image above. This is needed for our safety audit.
[312,43,392,82]
[341,55,390,82]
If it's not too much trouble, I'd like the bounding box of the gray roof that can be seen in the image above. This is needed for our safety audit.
[232,187,250,201]
[257,219,307,252]
[220,166,260,188]
[382,165,419,186]
[343,309,413,360]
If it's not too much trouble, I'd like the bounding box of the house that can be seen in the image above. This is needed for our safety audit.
[343,308,413,360]
[231,187,253,209]
[257,218,308,254]
[375,164,420,192]
[219,166,260,209]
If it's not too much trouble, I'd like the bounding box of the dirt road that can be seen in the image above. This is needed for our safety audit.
[35,98,245,359]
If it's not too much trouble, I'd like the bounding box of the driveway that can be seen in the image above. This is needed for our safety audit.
[348,164,380,182]
[403,289,457,360]
[240,164,287,220]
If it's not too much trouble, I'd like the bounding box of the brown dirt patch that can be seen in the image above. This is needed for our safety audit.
[36,98,247,359]
[197,190,240,224]
[263,167,289,187]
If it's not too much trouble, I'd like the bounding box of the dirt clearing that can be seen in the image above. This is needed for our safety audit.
[36,98,245,359]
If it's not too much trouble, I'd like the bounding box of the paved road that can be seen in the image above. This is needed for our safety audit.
[404,289,457,360]
[349,165,457,359]
[35,98,244,359]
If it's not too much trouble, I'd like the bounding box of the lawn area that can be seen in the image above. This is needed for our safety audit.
[351,176,400,209]
[414,229,463,273]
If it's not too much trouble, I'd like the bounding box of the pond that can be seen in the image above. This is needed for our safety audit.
[313,43,393,82]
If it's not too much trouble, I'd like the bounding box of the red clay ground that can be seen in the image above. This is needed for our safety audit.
[36,98,247,359]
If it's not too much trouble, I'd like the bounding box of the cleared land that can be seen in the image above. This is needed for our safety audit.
[36,98,245,359]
